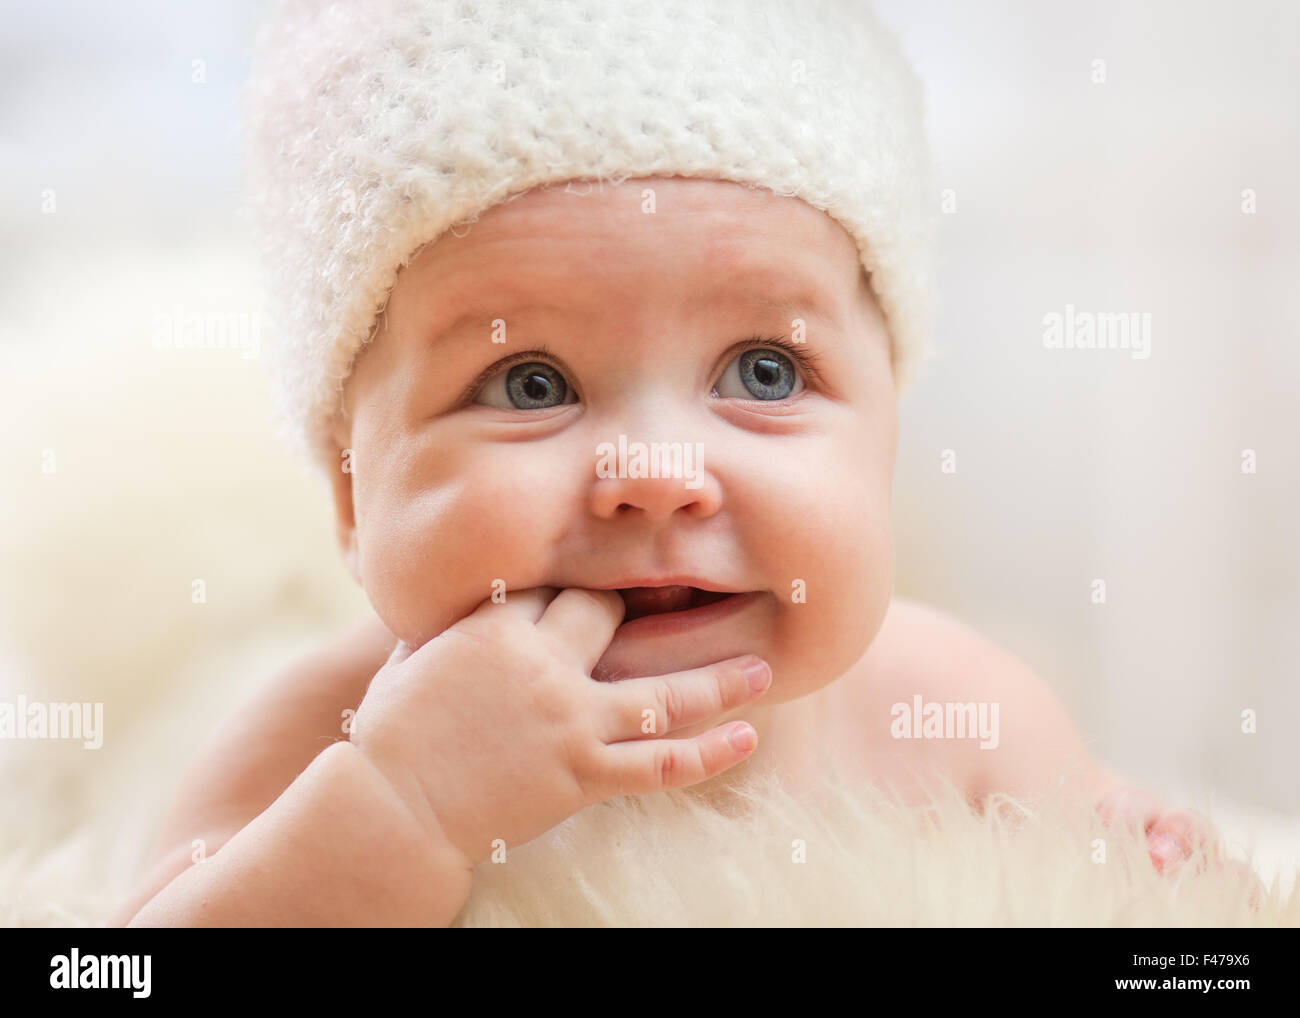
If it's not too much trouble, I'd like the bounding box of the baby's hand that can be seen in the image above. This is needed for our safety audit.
[1093,782,1264,908]
[349,586,772,870]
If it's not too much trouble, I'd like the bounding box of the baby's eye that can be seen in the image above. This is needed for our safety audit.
[711,347,804,401]
[473,360,579,410]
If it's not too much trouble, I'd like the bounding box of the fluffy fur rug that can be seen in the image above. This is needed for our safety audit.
[1,247,1296,927]
[3,710,1293,927]
[451,758,1290,927]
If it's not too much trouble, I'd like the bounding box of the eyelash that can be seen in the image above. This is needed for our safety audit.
[460,335,825,404]
[460,342,564,405]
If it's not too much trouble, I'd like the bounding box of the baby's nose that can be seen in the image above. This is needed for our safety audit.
[587,437,721,523]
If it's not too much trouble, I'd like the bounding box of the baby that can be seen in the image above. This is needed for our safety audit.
[112,0,1244,926]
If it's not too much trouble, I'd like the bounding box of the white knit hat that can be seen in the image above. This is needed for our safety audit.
[240,0,936,469]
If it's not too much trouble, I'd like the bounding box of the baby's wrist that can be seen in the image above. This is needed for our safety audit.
[343,741,477,875]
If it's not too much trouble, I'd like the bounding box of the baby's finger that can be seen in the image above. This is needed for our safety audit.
[475,585,561,624]
[589,721,758,798]
[1147,809,1221,872]
[402,586,560,664]
[537,587,626,673]
[595,655,771,741]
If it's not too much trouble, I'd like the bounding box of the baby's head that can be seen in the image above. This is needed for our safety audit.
[242,0,936,706]
[326,174,896,700]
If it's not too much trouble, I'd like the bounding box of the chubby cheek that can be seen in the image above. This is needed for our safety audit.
[354,440,562,647]
[762,433,893,697]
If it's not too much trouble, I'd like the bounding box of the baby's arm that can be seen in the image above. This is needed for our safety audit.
[116,588,769,925]
[122,739,473,926]
[107,616,466,926]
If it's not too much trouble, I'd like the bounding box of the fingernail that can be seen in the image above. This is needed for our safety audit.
[728,723,756,752]
[743,659,770,692]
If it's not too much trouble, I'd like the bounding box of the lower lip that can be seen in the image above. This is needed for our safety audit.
[615,591,762,638]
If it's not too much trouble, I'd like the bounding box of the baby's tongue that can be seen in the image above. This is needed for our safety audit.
[620,585,695,620]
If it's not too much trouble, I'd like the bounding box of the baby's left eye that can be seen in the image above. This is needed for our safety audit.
[711,348,804,401]
[473,360,580,410]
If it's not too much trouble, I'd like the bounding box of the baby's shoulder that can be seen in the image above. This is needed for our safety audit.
[111,615,397,925]
[153,614,396,854]
[838,597,1101,804]
[847,596,1016,702]
[257,613,398,739]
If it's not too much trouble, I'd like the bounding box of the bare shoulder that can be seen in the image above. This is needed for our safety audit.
[845,596,1024,707]
[157,612,396,848]
[837,596,1106,806]
[108,613,396,925]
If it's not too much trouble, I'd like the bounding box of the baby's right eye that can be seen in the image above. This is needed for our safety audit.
[473,359,579,410]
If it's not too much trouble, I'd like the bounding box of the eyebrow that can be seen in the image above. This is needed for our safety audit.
[698,275,844,333]
[691,256,845,315]
[423,297,573,349]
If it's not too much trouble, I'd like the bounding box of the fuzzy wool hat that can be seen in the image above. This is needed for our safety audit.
[240,0,937,470]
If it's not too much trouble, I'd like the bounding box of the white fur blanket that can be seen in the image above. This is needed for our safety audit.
[4,717,1291,927]
[2,694,1293,927]
[1,247,1296,927]
[451,758,1294,927]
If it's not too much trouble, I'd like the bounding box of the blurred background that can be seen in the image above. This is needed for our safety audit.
[1,0,1296,919]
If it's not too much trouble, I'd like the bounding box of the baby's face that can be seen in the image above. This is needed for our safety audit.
[329,175,897,705]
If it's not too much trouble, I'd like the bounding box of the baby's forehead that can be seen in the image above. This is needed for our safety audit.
[477,176,854,249]
[404,176,866,312]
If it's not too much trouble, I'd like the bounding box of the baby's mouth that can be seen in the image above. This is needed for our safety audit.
[618,585,735,622]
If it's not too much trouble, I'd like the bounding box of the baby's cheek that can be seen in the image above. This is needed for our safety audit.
[766,480,892,681]
[758,567,886,706]
[777,457,890,590]
[358,467,551,646]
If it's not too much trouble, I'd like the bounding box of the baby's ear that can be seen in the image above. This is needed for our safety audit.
[324,420,362,586]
